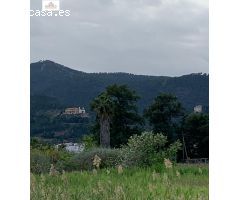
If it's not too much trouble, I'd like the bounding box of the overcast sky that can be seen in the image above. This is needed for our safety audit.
[31,0,208,76]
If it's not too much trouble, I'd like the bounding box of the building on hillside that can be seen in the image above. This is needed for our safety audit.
[194,105,203,113]
[64,107,86,115]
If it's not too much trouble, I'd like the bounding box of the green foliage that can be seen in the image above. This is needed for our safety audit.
[91,92,115,147]
[176,164,209,176]
[121,131,182,167]
[106,84,144,147]
[31,61,209,112]
[144,93,183,141]
[71,148,122,170]
[91,92,115,117]
[31,61,209,144]
[31,164,209,200]
[181,113,209,158]
[30,95,90,141]
[91,84,144,147]
[30,139,75,174]
[81,134,97,150]
[30,138,52,150]
[31,149,51,174]
[30,95,63,113]
[30,132,182,174]
[165,140,183,161]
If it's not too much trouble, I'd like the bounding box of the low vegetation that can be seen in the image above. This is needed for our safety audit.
[31,132,181,173]
[31,132,208,199]
[31,164,208,200]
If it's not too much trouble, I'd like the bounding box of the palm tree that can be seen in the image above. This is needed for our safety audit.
[91,92,114,148]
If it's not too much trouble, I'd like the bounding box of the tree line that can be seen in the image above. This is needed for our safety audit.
[91,84,209,159]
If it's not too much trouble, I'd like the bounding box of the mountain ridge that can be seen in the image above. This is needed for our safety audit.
[31,60,209,111]
[32,60,208,77]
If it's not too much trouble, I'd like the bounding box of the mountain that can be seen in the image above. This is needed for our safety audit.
[31,60,209,112]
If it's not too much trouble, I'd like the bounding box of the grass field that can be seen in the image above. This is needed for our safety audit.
[31,164,208,200]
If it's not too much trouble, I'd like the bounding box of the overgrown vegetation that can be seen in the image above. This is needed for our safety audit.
[31,132,181,173]
[71,148,122,170]
[30,77,209,199]
[31,135,208,199]
[31,164,208,200]
[121,132,182,167]
[31,139,74,174]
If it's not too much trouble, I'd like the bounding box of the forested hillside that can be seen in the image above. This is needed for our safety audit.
[31,60,209,112]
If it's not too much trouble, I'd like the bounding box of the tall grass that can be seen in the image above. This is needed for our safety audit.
[31,164,208,200]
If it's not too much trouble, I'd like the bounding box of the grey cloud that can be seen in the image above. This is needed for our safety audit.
[31,0,208,76]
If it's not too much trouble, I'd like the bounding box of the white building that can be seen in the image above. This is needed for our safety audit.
[64,107,86,115]
[194,105,203,113]
[56,143,85,153]
[78,107,86,114]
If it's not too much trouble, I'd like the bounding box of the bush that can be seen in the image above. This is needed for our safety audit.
[81,134,97,150]
[30,133,182,173]
[121,131,182,167]
[31,142,75,174]
[31,149,51,174]
[71,148,122,170]
[51,150,76,172]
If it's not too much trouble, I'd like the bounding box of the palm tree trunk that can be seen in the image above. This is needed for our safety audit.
[100,115,110,148]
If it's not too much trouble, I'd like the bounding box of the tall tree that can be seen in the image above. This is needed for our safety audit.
[106,84,144,147]
[181,113,209,158]
[144,93,183,141]
[91,84,143,147]
[91,92,114,148]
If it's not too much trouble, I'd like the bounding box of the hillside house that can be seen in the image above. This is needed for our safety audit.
[64,107,86,115]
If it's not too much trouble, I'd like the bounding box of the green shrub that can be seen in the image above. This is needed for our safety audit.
[121,131,182,167]
[81,134,97,150]
[52,151,76,172]
[30,132,182,173]
[165,140,182,161]
[71,148,122,170]
[30,149,51,174]
[31,143,75,174]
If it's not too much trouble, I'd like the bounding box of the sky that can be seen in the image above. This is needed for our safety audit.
[31,0,208,76]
